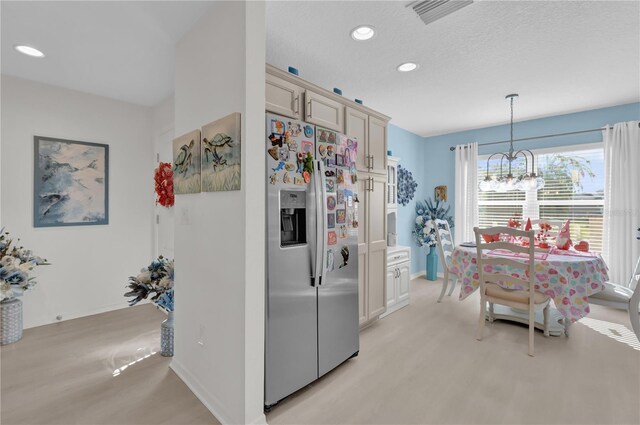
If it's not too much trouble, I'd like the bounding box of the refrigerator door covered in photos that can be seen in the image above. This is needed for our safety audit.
[265,114,318,406]
[315,128,360,377]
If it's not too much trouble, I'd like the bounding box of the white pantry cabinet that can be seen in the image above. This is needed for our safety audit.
[380,246,411,318]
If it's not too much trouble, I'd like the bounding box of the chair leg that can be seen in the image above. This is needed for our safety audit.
[447,271,457,296]
[437,271,448,303]
[629,300,640,343]
[477,295,486,341]
[529,304,535,357]
[564,317,571,337]
[543,303,550,337]
[488,302,494,323]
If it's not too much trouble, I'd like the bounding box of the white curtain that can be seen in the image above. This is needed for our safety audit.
[454,143,478,245]
[603,121,640,286]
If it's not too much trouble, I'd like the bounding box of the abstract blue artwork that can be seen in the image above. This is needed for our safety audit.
[34,136,109,227]
[397,164,418,206]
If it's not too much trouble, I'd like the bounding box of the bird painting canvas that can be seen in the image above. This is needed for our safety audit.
[201,113,241,192]
[172,129,201,194]
[34,136,109,227]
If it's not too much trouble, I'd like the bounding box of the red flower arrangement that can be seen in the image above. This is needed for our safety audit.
[154,162,174,207]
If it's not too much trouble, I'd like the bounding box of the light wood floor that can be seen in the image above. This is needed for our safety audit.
[0,304,219,425]
[2,278,639,425]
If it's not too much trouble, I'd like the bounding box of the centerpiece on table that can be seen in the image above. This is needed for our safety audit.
[413,198,454,281]
[0,228,49,345]
[124,256,175,356]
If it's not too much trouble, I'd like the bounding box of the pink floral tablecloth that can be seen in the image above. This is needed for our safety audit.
[450,247,609,322]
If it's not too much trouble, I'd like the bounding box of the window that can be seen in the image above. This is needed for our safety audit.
[477,143,605,252]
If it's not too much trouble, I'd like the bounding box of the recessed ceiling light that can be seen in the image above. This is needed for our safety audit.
[351,25,375,41]
[397,62,418,72]
[14,45,45,58]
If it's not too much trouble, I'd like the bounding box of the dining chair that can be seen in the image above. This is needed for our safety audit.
[434,218,457,302]
[589,254,640,341]
[474,226,551,356]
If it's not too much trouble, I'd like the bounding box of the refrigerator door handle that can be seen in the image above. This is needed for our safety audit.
[318,160,329,285]
[312,160,323,286]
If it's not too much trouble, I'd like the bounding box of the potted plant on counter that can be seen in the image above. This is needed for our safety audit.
[125,256,174,356]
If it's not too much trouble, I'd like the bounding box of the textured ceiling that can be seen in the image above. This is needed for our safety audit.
[266,1,640,137]
[1,1,214,106]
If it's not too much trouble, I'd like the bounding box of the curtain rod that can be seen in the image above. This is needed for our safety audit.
[448,125,629,152]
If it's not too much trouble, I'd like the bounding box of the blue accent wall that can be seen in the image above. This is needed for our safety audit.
[387,125,431,275]
[389,102,639,275]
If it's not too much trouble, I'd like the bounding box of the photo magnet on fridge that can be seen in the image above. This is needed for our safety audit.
[327,213,335,229]
[336,209,346,224]
[271,119,285,135]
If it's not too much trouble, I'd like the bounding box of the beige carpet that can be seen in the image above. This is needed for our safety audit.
[2,278,638,425]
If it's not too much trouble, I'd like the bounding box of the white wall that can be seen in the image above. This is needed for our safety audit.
[0,75,154,329]
[170,2,265,425]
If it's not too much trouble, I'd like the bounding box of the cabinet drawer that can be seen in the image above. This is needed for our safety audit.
[387,249,410,266]
[305,90,345,132]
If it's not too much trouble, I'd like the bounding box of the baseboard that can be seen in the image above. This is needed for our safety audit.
[410,271,425,280]
[170,358,237,425]
[410,271,445,280]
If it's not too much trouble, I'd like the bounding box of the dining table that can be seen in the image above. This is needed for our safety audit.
[450,245,609,336]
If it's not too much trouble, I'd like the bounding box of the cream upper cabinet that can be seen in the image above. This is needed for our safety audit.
[266,73,302,119]
[368,116,388,175]
[345,107,368,172]
[305,90,344,132]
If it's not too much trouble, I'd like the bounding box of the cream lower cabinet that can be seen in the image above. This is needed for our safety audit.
[380,246,411,318]
[358,174,387,327]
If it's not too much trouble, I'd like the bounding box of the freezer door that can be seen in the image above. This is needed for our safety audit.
[316,132,360,377]
[265,114,318,406]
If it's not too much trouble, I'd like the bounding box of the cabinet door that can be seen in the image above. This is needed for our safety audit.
[367,175,387,319]
[368,117,387,175]
[266,73,302,119]
[358,249,368,326]
[346,107,369,173]
[387,161,397,209]
[305,90,345,132]
[386,267,397,309]
[397,262,411,302]
[357,177,368,325]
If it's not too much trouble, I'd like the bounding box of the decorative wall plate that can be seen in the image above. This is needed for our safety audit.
[397,164,417,206]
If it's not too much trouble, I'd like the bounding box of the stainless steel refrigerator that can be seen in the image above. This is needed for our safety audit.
[265,113,360,410]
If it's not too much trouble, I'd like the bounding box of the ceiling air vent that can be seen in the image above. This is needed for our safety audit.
[410,0,473,26]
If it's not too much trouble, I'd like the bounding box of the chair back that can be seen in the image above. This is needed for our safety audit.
[434,219,454,271]
[473,226,537,307]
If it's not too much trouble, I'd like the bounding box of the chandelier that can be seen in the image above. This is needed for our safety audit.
[479,94,545,192]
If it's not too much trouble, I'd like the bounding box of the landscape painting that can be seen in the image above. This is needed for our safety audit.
[172,129,201,194]
[34,136,109,227]
[201,113,241,192]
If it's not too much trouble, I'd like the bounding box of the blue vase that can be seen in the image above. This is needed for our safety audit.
[426,246,438,281]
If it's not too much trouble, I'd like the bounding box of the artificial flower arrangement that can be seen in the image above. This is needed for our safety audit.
[154,162,175,208]
[412,198,454,247]
[0,228,49,302]
[124,256,174,312]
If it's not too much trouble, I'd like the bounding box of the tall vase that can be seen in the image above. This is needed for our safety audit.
[426,246,439,281]
[1,298,23,345]
[160,310,174,357]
